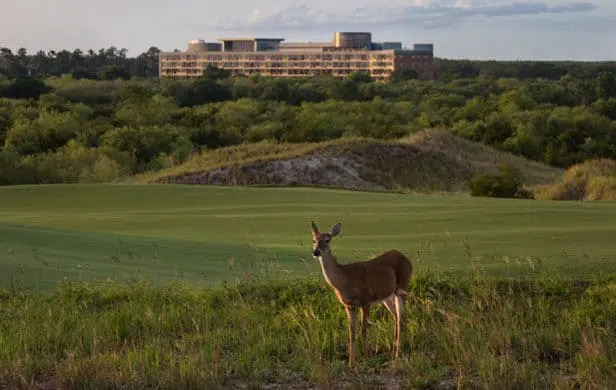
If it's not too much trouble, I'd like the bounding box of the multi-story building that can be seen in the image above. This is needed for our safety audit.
[159,31,434,81]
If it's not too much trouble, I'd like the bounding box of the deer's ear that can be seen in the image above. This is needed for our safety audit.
[330,222,342,237]
[311,221,320,236]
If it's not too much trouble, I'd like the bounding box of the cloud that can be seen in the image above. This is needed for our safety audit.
[212,1,598,32]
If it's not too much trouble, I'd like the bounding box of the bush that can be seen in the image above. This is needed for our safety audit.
[468,165,534,199]
[536,158,616,201]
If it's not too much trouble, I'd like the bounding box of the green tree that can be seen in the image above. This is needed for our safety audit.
[596,71,616,100]
[202,65,231,81]
[468,165,533,199]
[348,71,372,83]
[390,69,418,82]
[3,76,50,99]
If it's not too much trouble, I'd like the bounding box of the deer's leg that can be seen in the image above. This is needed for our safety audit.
[393,294,404,359]
[360,306,370,357]
[383,296,396,319]
[383,296,398,353]
[345,306,358,368]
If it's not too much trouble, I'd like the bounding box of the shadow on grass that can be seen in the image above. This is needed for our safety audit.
[0,222,314,292]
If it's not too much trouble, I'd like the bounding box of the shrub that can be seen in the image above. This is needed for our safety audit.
[468,165,534,199]
[536,158,616,201]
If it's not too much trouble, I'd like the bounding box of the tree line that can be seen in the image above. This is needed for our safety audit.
[0,47,161,80]
[2,46,616,81]
[1,63,616,185]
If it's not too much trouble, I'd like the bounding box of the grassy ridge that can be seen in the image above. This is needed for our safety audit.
[1,269,615,388]
[135,130,563,192]
[1,185,616,290]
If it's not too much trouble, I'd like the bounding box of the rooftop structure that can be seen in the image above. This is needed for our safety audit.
[217,37,285,52]
[159,31,434,81]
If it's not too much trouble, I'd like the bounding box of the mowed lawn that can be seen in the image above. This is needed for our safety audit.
[1,184,615,290]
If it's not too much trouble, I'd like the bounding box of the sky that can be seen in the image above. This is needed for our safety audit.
[1,0,615,61]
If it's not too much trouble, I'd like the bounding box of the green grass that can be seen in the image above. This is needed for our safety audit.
[1,272,615,388]
[1,184,615,291]
[1,183,616,388]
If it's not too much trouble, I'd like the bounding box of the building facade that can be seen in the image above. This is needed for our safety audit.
[159,32,434,81]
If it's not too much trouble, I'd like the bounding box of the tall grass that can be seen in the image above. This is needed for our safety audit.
[536,158,616,201]
[1,252,615,389]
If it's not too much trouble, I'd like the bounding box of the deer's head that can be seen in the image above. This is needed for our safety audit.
[310,221,341,258]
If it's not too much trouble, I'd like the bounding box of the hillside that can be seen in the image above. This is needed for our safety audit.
[139,129,563,193]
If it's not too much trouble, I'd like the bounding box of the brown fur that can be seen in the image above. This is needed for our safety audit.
[332,250,412,306]
[310,221,413,367]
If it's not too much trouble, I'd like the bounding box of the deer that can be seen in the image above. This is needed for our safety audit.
[309,220,413,367]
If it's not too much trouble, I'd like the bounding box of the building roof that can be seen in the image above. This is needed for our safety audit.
[279,42,331,48]
[216,37,285,42]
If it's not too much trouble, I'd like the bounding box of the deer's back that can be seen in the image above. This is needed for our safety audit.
[337,250,412,306]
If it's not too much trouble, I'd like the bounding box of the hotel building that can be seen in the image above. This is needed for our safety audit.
[159,31,434,81]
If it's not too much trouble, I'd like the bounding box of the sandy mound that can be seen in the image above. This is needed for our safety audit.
[146,129,563,193]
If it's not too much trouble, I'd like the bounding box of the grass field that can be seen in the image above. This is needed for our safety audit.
[1,184,615,290]
[1,184,616,388]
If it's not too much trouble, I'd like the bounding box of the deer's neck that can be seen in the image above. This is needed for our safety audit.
[318,251,346,289]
